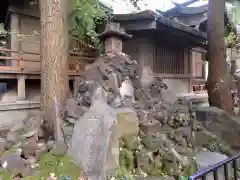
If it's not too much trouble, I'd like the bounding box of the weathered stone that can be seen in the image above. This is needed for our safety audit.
[36,140,46,150]
[37,126,44,138]
[51,140,68,156]
[46,139,55,150]
[116,107,139,138]
[121,135,140,151]
[22,135,37,158]
[0,138,6,154]
[135,150,152,172]
[119,149,134,171]
[21,166,39,177]
[195,151,228,170]
[70,97,118,180]
[22,144,36,158]
[196,107,240,149]
[162,161,175,176]
[6,131,17,143]
[0,129,9,137]
[0,151,26,175]
[194,131,213,147]
[141,136,162,151]
[61,125,74,137]
[25,155,37,165]
[195,151,231,180]
[22,129,38,138]
[140,120,162,136]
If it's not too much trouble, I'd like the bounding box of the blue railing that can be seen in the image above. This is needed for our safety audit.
[189,154,240,180]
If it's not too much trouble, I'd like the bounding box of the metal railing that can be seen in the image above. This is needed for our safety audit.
[189,154,240,180]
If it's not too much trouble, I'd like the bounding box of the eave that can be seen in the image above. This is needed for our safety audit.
[113,10,207,42]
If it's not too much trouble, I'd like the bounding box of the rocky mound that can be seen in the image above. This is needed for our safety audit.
[67,51,235,179]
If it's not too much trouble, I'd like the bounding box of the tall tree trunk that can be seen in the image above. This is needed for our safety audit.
[39,0,68,139]
[207,0,233,114]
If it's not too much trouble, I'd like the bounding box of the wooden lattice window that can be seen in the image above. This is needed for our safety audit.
[153,39,185,74]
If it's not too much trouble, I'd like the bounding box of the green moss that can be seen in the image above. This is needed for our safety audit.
[0,151,82,179]
[35,151,81,179]
[0,170,13,180]
[141,135,161,151]
[15,126,33,137]
[113,167,136,180]
[121,135,140,151]
[119,149,134,171]
[182,159,198,176]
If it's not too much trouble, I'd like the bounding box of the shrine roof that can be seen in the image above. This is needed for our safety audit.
[113,10,207,41]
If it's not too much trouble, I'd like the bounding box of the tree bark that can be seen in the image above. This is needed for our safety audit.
[39,0,68,139]
[207,0,233,114]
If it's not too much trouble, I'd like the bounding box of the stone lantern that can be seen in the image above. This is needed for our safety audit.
[97,22,132,54]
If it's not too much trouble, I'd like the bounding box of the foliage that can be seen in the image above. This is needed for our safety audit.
[70,0,142,50]
[226,31,240,47]
[112,166,136,180]
[0,151,82,179]
[0,23,7,57]
[71,0,111,50]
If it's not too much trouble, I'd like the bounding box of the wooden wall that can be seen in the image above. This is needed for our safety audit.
[6,2,95,72]
[123,31,191,94]
[153,39,187,75]
[124,31,190,75]
[191,48,206,78]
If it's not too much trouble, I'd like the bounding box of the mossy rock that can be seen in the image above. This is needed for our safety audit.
[121,135,141,151]
[113,167,136,180]
[153,155,164,170]
[182,159,198,176]
[116,109,139,138]
[18,151,82,179]
[119,149,134,171]
[141,135,161,151]
[135,149,153,173]
[162,161,175,176]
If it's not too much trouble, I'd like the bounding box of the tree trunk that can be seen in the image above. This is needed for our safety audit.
[39,0,69,139]
[207,0,233,114]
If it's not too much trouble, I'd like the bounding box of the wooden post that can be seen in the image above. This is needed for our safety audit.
[189,49,193,92]
[73,76,80,98]
[17,75,26,101]
[184,48,189,75]
[10,13,21,67]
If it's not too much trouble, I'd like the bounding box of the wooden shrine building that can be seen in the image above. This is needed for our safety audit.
[113,10,207,95]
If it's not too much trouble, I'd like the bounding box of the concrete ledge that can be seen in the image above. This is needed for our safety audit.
[0,101,40,111]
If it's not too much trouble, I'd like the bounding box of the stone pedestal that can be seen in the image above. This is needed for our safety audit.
[17,75,26,101]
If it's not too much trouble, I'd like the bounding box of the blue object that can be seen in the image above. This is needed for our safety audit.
[0,83,7,93]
